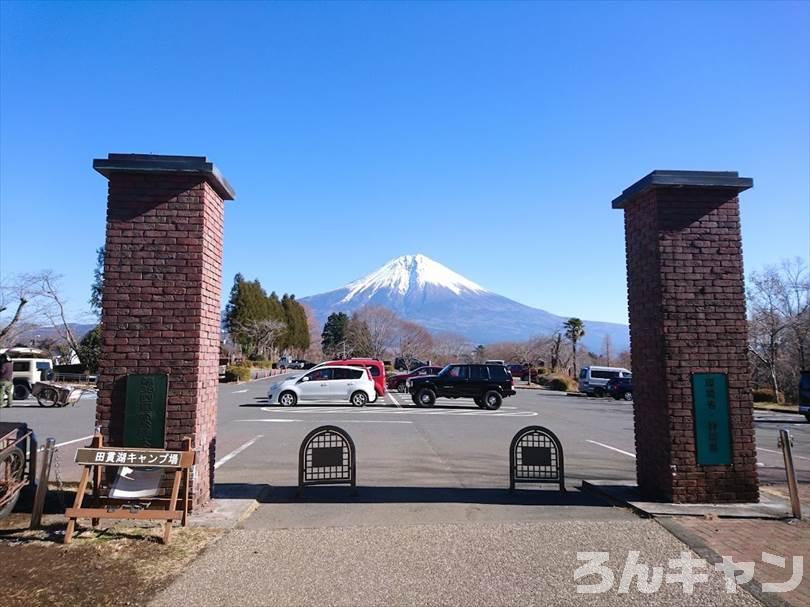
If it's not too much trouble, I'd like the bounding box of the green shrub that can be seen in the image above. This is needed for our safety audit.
[224,365,251,382]
[547,378,569,392]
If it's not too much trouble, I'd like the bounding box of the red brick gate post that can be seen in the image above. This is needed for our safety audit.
[93,154,235,510]
[613,171,758,503]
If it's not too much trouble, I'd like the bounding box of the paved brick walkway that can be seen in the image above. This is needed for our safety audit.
[662,516,810,607]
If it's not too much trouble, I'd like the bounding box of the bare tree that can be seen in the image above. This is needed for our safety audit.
[601,334,613,366]
[431,332,472,365]
[38,272,83,358]
[548,331,565,373]
[395,320,433,369]
[748,258,809,402]
[232,318,286,359]
[352,306,399,360]
[0,273,44,345]
[300,303,324,362]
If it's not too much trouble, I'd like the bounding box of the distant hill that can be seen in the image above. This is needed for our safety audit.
[300,254,629,352]
[11,323,96,345]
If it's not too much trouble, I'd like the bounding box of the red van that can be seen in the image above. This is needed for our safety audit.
[323,359,386,397]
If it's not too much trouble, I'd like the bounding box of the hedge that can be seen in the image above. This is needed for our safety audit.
[224,365,252,382]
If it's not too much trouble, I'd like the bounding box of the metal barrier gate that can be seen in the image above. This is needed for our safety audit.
[509,425,565,492]
[298,425,356,494]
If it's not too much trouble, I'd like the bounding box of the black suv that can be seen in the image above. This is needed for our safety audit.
[406,363,516,410]
[606,377,633,401]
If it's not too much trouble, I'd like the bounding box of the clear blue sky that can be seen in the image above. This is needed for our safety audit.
[1,1,808,326]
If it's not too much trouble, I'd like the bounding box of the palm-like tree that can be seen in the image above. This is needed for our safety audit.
[563,318,585,377]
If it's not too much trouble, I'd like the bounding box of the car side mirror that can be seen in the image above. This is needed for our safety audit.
[301,376,310,382]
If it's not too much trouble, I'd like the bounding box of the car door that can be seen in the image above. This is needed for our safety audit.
[328,367,355,400]
[298,368,333,401]
[467,365,489,396]
[437,365,468,397]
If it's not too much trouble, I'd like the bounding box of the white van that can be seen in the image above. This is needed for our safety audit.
[578,366,631,396]
[10,357,54,400]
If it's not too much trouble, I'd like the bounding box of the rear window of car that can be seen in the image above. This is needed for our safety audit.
[333,368,364,380]
[469,365,489,380]
[12,361,29,372]
[487,365,509,380]
[367,365,380,377]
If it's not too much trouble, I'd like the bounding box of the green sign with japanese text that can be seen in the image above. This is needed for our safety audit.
[691,372,732,465]
[124,374,168,449]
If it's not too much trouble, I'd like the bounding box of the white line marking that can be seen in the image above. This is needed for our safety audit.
[387,392,402,408]
[232,389,248,394]
[586,439,637,458]
[39,434,95,451]
[237,419,413,424]
[237,419,302,423]
[757,446,810,461]
[214,434,263,469]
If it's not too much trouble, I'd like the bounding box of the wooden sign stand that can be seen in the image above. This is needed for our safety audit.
[64,433,194,544]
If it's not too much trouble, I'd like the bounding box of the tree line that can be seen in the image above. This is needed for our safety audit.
[2,255,806,402]
[224,273,310,360]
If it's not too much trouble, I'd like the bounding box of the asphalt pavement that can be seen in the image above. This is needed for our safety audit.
[3,376,807,493]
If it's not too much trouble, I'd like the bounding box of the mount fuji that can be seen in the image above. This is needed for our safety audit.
[300,254,629,352]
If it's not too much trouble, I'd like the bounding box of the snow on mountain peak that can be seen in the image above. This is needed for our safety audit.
[340,254,488,303]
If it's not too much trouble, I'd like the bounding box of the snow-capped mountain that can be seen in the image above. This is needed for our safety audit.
[301,254,629,351]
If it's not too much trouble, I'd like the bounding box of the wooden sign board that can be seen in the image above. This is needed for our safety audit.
[75,447,190,468]
[64,434,193,545]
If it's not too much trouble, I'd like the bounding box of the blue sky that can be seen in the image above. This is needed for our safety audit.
[1,1,808,326]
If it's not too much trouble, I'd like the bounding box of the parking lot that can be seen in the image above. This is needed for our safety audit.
[3,375,807,501]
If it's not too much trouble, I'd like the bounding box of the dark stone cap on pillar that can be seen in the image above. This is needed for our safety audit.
[93,153,236,200]
[612,170,752,209]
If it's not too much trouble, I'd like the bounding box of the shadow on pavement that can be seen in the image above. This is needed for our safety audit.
[213,483,616,507]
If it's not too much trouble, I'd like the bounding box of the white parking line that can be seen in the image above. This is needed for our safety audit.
[232,389,248,394]
[237,419,413,424]
[586,439,636,458]
[387,392,402,408]
[214,434,263,470]
[757,446,810,461]
[39,434,95,452]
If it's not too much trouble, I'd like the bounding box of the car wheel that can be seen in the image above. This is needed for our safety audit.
[473,396,484,408]
[37,388,61,408]
[483,390,502,410]
[351,391,368,407]
[411,395,421,407]
[593,388,605,398]
[13,384,30,401]
[398,384,408,393]
[622,391,633,401]
[279,391,297,407]
[805,413,810,423]
[417,388,436,407]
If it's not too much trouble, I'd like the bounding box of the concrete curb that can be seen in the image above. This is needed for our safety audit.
[581,480,793,519]
[753,403,803,415]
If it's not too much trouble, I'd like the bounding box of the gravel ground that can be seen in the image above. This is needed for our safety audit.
[150,520,761,606]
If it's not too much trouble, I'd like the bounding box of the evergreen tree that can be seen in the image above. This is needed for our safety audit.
[321,312,349,358]
[78,325,102,373]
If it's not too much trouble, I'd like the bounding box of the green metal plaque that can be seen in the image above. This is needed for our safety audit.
[691,372,731,465]
[123,374,168,448]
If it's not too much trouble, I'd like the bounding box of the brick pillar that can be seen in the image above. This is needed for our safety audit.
[93,154,235,510]
[613,171,758,503]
